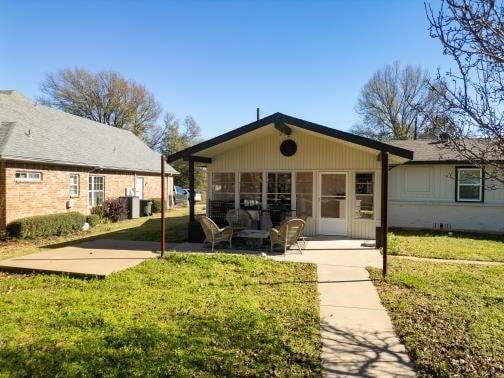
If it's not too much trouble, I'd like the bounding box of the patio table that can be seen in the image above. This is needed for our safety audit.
[235,229,269,247]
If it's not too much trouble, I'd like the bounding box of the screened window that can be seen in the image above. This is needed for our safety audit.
[70,174,79,197]
[212,172,235,201]
[267,172,292,207]
[456,167,483,202]
[296,172,313,218]
[15,171,42,182]
[355,173,374,219]
[89,176,104,207]
[240,172,262,208]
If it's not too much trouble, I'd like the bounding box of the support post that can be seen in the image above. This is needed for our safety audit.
[381,151,389,277]
[188,158,195,222]
[161,155,166,257]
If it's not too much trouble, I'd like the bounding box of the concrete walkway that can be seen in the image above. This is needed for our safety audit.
[271,240,415,377]
[0,239,160,278]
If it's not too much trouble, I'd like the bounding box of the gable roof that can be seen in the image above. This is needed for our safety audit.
[387,139,501,163]
[166,112,413,162]
[0,90,177,174]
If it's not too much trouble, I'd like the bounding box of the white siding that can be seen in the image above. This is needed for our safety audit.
[389,164,504,233]
[208,128,381,171]
[206,127,382,239]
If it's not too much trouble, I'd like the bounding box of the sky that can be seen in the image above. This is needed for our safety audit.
[0,0,452,139]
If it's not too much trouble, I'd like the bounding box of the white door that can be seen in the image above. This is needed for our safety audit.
[135,177,144,199]
[318,173,347,235]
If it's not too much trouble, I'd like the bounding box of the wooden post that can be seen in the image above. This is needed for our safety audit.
[161,155,166,257]
[189,158,195,222]
[381,151,389,277]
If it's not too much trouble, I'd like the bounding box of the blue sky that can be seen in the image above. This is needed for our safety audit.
[0,0,451,139]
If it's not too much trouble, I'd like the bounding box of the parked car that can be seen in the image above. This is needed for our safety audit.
[173,185,188,205]
[184,189,202,202]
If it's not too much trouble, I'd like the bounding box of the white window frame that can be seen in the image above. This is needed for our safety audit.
[15,171,42,182]
[456,167,483,202]
[70,174,79,197]
[89,175,105,207]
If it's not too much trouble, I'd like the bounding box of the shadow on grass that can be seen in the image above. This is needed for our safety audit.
[42,215,190,250]
[0,312,321,377]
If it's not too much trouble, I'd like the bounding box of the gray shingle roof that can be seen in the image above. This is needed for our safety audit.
[387,139,500,162]
[0,90,177,174]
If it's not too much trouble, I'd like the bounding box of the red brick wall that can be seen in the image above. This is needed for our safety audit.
[0,161,6,230]
[2,161,173,228]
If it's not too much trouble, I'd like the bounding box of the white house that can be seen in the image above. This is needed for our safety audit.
[167,113,413,240]
[388,140,504,233]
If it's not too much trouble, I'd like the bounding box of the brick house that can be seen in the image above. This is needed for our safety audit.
[0,90,177,229]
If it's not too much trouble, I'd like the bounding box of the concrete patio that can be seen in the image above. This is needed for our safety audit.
[0,239,161,278]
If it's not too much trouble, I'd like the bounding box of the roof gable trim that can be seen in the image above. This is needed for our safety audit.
[166,113,413,162]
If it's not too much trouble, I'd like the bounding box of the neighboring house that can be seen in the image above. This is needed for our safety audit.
[0,90,177,229]
[167,112,413,239]
[388,139,504,233]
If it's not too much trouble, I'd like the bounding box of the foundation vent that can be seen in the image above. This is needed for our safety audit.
[433,222,452,232]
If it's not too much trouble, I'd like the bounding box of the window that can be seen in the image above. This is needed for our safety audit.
[267,172,292,208]
[456,167,483,202]
[15,171,42,182]
[211,172,235,202]
[70,174,79,197]
[239,172,262,208]
[355,173,374,219]
[89,176,105,207]
[296,172,313,218]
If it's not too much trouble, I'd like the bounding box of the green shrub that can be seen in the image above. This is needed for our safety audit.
[86,214,101,227]
[140,199,153,216]
[6,212,86,239]
[90,205,105,218]
[151,198,162,213]
[103,198,128,222]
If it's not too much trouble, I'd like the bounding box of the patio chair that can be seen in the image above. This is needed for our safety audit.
[270,218,306,255]
[225,208,253,232]
[199,216,233,252]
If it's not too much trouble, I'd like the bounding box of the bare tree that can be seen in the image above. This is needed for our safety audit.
[426,0,504,185]
[352,61,438,140]
[40,68,162,147]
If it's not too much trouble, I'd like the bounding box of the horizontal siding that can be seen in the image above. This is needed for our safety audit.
[208,128,380,172]
[390,201,504,233]
[390,165,504,203]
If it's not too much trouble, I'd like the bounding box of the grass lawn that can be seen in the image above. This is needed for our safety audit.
[0,206,201,261]
[369,258,504,377]
[0,253,321,376]
[388,230,504,262]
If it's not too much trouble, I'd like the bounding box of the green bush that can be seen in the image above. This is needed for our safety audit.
[140,199,152,217]
[151,198,162,213]
[6,212,86,239]
[151,198,161,213]
[86,214,101,227]
[90,205,105,218]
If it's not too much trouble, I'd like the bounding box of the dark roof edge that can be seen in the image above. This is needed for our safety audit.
[405,159,504,165]
[167,113,413,162]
